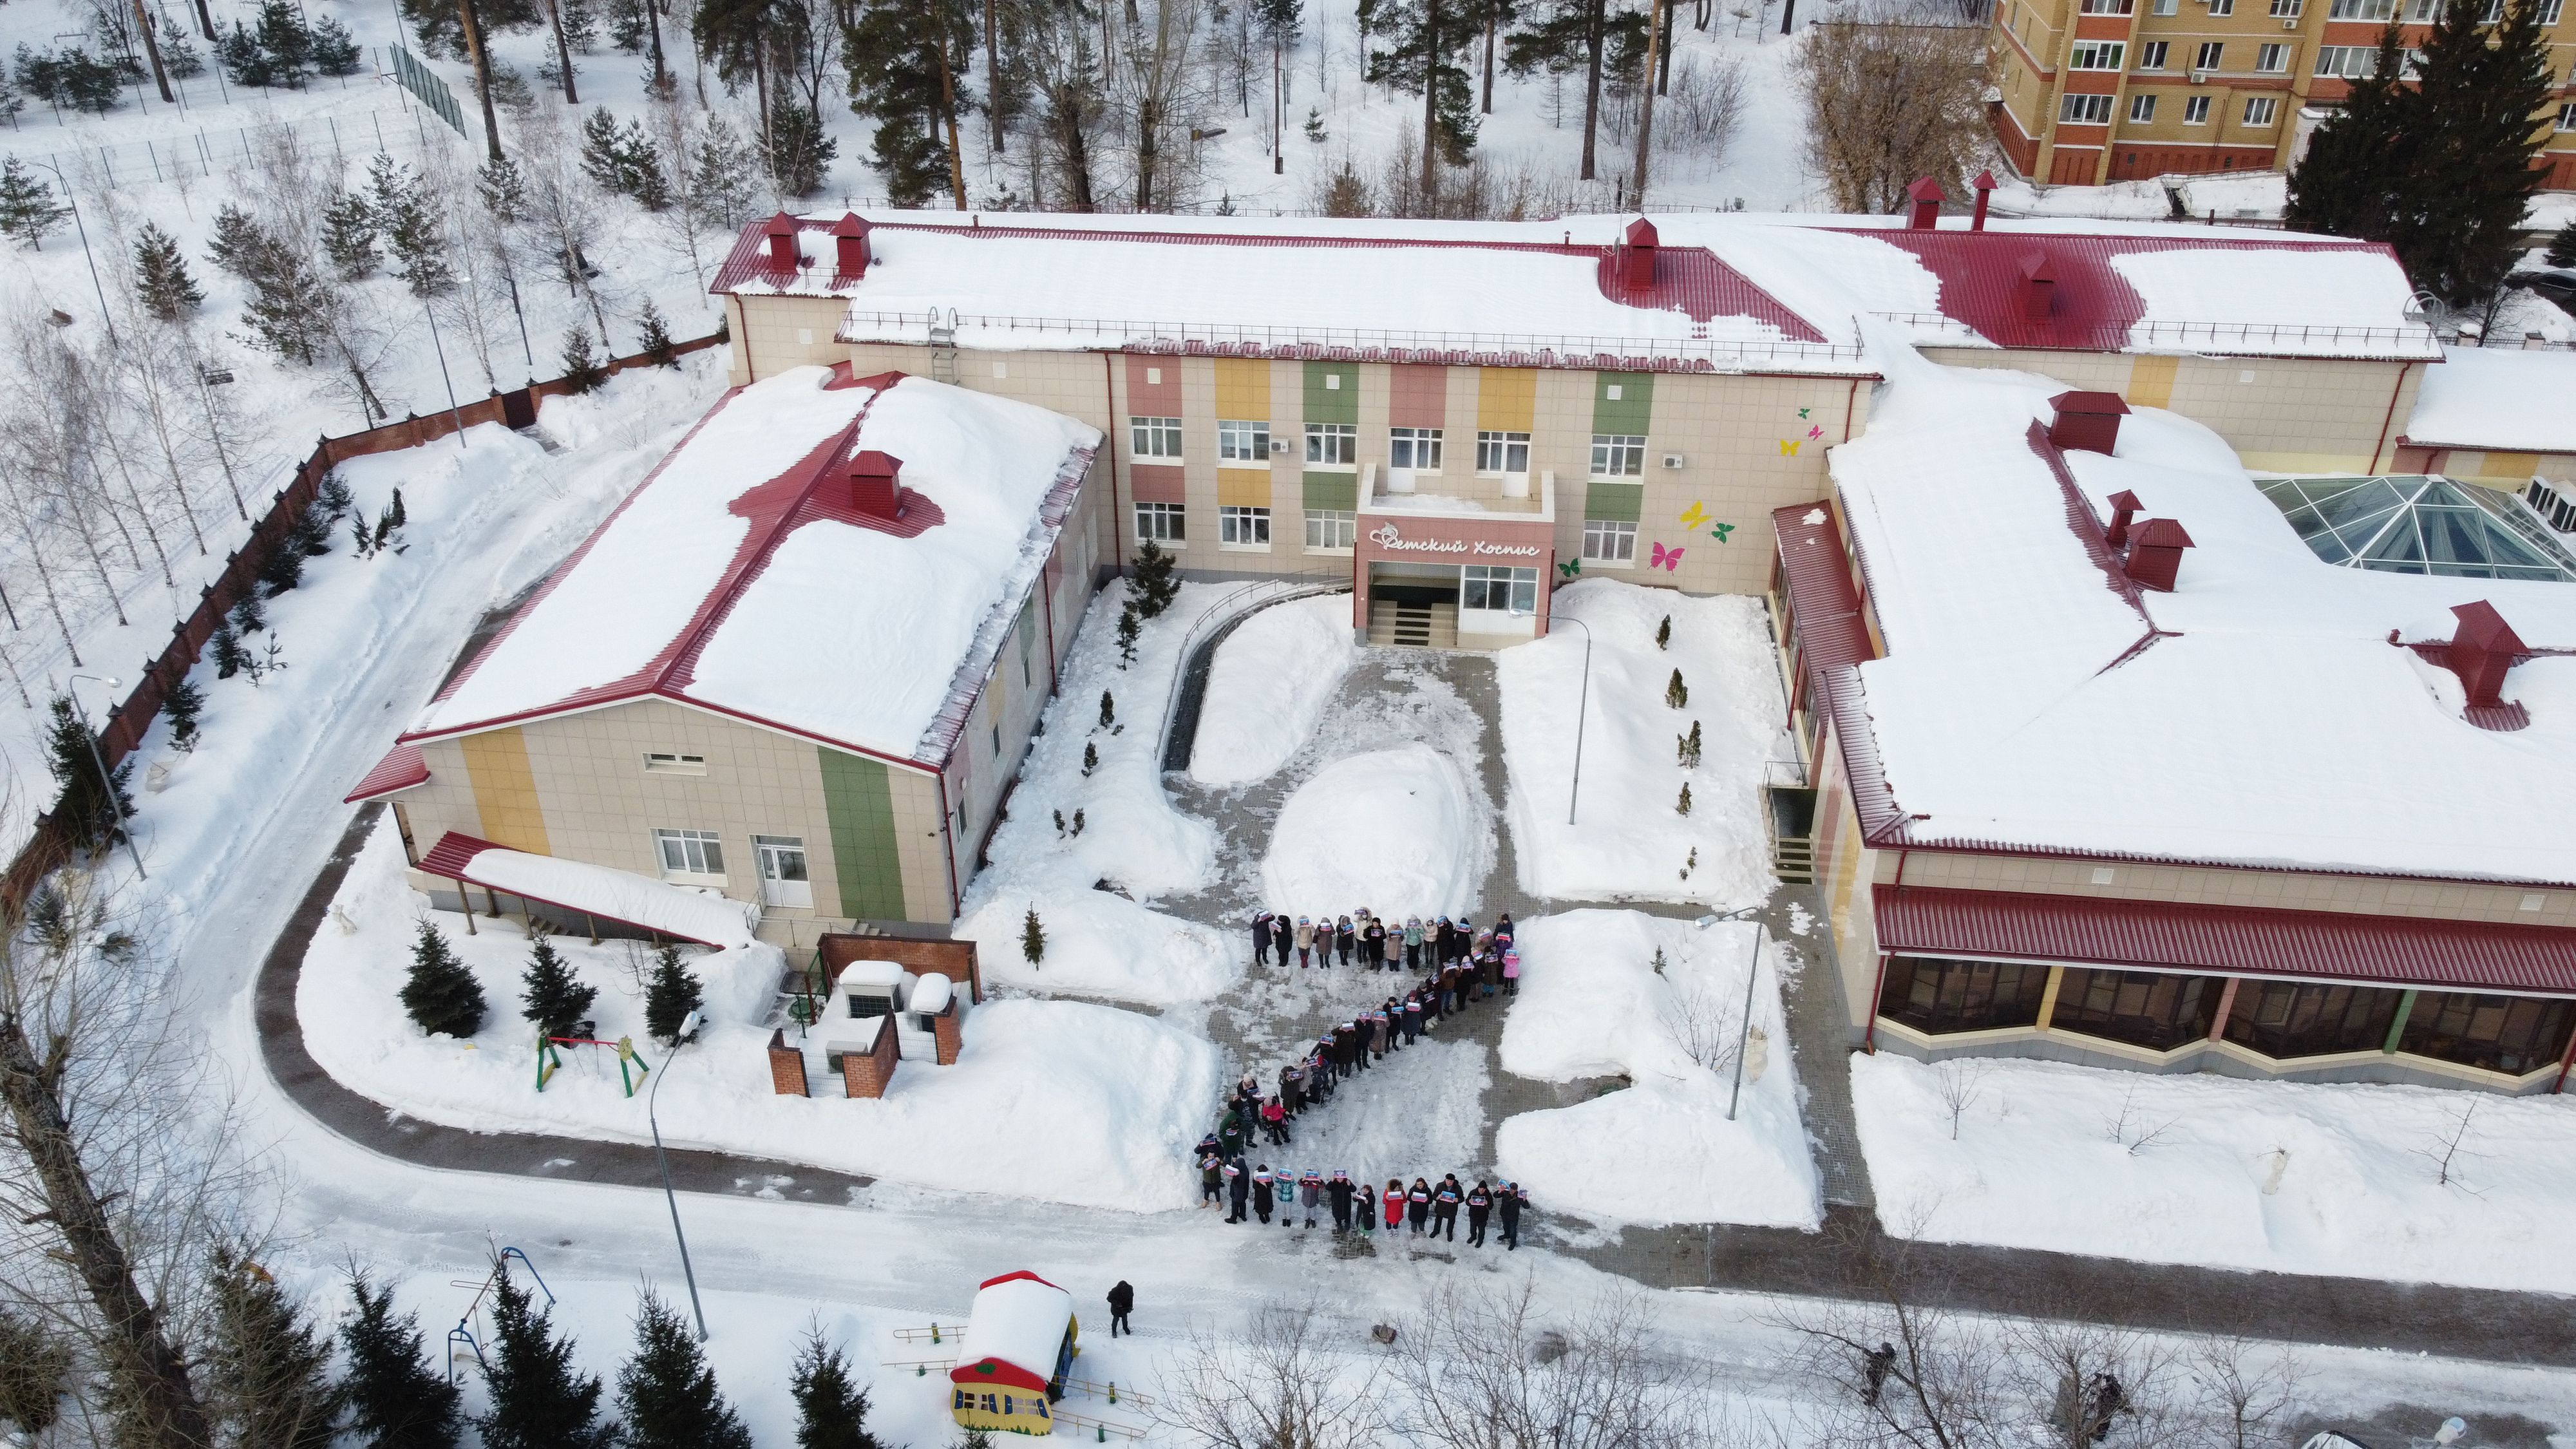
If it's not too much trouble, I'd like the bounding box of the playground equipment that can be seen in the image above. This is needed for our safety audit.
[444,1247,553,1383]
[535,1032,652,1096]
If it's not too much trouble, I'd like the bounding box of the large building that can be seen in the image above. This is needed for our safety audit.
[1988,0,2576,186]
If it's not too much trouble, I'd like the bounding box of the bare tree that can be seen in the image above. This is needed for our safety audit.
[2005,1319,2183,1448]
[2182,1334,2303,1449]
[1931,1059,1985,1141]
[1116,0,1211,210]
[1792,11,1988,213]
[1391,1276,1714,1449]
[1153,1303,1385,1449]
[2414,1099,2482,1189]
[1662,980,1742,1077]
[511,104,619,346]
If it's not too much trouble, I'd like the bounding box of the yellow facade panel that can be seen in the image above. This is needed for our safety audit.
[460,728,552,855]
[1213,357,1269,419]
[1476,368,1537,433]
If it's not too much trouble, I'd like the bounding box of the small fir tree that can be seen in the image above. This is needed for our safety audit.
[688,118,762,231]
[211,620,249,677]
[0,1306,68,1440]
[616,1292,750,1449]
[1676,782,1692,815]
[321,189,380,279]
[1115,602,1141,665]
[1128,538,1181,618]
[203,1242,343,1449]
[761,98,839,198]
[788,1327,887,1449]
[259,533,309,596]
[1069,809,1084,836]
[1678,719,1701,769]
[207,201,267,274]
[560,326,607,393]
[340,1269,465,1449]
[1081,741,1098,776]
[402,920,488,1037]
[1099,690,1115,728]
[1021,905,1046,967]
[642,944,703,1045]
[292,497,337,556]
[0,157,65,249]
[230,591,267,634]
[520,935,598,1039]
[133,221,205,319]
[1654,613,1671,650]
[1303,106,1327,143]
[478,155,531,223]
[163,676,206,752]
[43,694,131,852]
[637,299,676,366]
[478,1265,617,1449]
[580,108,632,193]
[1665,668,1687,709]
[2548,219,2576,271]
[618,118,672,210]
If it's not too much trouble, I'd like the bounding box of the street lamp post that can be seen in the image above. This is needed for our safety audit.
[422,302,467,451]
[1705,905,1765,1121]
[30,159,115,344]
[65,674,146,880]
[646,1010,710,1341]
[1555,615,1594,826]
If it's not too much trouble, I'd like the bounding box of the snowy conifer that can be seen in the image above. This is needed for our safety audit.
[581,108,630,193]
[203,1243,342,1449]
[323,190,380,279]
[2547,220,2576,270]
[616,1292,750,1449]
[637,299,675,366]
[1676,782,1692,815]
[162,676,205,752]
[1678,719,1701,769]
[1654,614,1671,650]
[402,920,488,1037]
[1115,602,1140,665]
[642,944,703,1045]
[1022,905,1046,967]
[1099,690,1115,727]
[207,202,266,276]
[761,98,838,199]
[478,1266,616,1449]
[620,118,672,211]
[258,533,307,596]
[1081,741,1098,775]
[521,936,598,1039]
[42,694,131,852]
[133,221,205,319]
[688,118,761,231]
[340,1269,464,1449]
[211,620,249,678]
[0,1305,68,1439]
[1665,668,1687,709]
[478,155,531,224]
[789,1327,887,1449]
[1129,538,1180,618]
[0,157,65,250]
[230,590,267,634]
[560,326,607,393]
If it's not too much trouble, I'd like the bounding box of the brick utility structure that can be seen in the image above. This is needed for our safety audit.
[1988,0,2576,187]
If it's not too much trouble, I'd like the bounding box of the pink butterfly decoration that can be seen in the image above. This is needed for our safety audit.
[1807,425,1824,439]
[1651,542,1684,572]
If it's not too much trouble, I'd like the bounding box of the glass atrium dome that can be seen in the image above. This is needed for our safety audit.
[2256,475,2576,582]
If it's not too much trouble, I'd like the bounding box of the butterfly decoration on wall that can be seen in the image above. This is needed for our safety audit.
[1679,501,1709,529]
[1557,558,1582,579]
[1650,542,1685,573]
[1709,522,1735,543]
[1797,408,1812,419]
[1808,425,1825,440]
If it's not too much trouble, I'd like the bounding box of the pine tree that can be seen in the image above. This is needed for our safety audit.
[203,1243,343,1449]
[43,694,132,853]
[211,620,249,678]
[163,676,206,752]
[687,117,762,230]
[239,245,333,365]
[402,920,489,1037]
[561,326,607,393]
[0,1305,69,1440]
[1021,905,1046,967]
[1678,718,1701,769]
[762,98,840,198]
[375,158,457,298]
[643,944,703,1045]
[521,935,598,1039]
[1365,0,1482,182]
[478,1265,616,1449]
[841,0,970,206]
[788,1327,886,1449]
[580,107,631,193]
[207,201,268,274]
[1665,668,1687,708]
[322,189,380,279]
[638,299,676,366]
[231,591,267,634]
[1654,614,1671,650]
[0,156,66,249]
[619,118,674,209]
[1099,690,1115,727]
[1115,602,1140,665]
[1504,0,1642,182]
[2548,220,2576,270]
[1128,538,1180,618]
[1675,781,1691,815]
[617,1292,750,1449]
[1081,741,1097,775]
[340,1269,465,1449]
[133,221,205,319]
[479,155,531,223]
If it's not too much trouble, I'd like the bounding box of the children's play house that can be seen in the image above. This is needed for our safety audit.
[949,1271,1078,1436]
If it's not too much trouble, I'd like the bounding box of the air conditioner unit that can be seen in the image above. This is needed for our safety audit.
[2282,15,2300,24]
[1270,437,1291,454]
[2525,478,2576,533]
[1662,453,1687,469]
[2189,68,2210,81]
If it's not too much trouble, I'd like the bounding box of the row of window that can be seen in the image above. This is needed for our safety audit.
[2062,91,2277,127]
[1879,955,2576,1077]
[2079,39,2297,73]
[1128,419,1631,478]
[1137,503,1642,565]
[951,1389,1050,1420]
[2061,0,2558,22]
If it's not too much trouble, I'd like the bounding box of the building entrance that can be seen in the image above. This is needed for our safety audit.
[1366,563,1461,649]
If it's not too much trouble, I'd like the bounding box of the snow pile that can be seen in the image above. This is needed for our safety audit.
[460,847,761,949]
[2405,346,2576,452]
[2110,247,2428,352]
[1855,1053,2576,1293]
[303,820,1221,1211]
[1494,911,1819,1229]
[955,585,1238,1005]
[1260,744,1488,918]
[1191,594,1358,786]
[1493,580,1787,907]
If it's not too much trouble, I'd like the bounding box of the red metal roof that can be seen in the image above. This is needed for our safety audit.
[344,743,428,802]
[1874,884,2576,996]
[414,831,735,946]
[1770,502,1875,684]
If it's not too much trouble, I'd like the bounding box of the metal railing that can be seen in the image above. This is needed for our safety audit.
[1157,567,1351,776]
[1862,308,2439,356]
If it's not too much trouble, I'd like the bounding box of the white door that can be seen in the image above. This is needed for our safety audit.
[753,835,813,908]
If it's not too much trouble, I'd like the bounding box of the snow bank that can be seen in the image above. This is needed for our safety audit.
[1855,1053,2576,1293]
[2110,247,2421,345]
[461,847,761,949]
[1260,744,1487,918]
[1494,911,1819,1229]
[1191,594,1358,786]
[303,820,1219,1210]
[2405,346,2576,453]
[954,888,1238,1005]
[1494,580,1787,908]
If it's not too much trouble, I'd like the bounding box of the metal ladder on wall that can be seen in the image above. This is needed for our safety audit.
[928,307,960,384]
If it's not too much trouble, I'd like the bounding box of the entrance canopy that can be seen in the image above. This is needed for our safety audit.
[419,832,761,948]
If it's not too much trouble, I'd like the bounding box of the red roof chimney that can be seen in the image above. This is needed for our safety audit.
[849,449,903,520]
[829,212,871,279]
[1970,169,1996,232]
[2104,488,2144,550]
[2123,518,2194,592]
[763,211,802,270]
[1619,217,1659,289]
[2048,390,2128,454]
[1906,177,1944,230]
[2447,600,2526,710]
[2018,252,2059,323]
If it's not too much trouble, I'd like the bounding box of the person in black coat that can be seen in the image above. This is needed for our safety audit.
[1432,1175,1463,1241]
[1227,1156,1251,1223]
[1252,912,1273,967]
[1497,1180,1526,1249]
[1273,911,1294,965]
[1464,1181,1493,1247]
[1106,1281,1135,1336]
[1327,1170,1355,1231]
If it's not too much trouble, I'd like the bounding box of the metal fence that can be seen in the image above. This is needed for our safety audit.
[5,100,469,185]
[388,43,468,139]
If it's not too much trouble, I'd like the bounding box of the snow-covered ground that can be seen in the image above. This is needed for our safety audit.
[1495,578,1791,909]
[1855,1052,2576,1295]
[1260,742,1493,920]
[1496,911,1819,1230]
[1189,593,1357,788]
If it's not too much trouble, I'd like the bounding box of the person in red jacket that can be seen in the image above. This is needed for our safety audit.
[1383,1179,1406,1232]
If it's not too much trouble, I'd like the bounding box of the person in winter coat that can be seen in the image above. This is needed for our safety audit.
[1432,1175,1463,1241]
[1251,1165,1276,1224]
[1298,1169,1324,1228]
[1260,1096,1291,1146]
[1252,912,1273,967]
[1497,1180,1526,1249]
[1294,917,1316,968]
[1218,1112,1247,1159]
[1385,1179,1408,1233]
[1407,1178,1433,1235]
[1464,1182,1493,1246]
[1356,1179,1377,1233]
[1502,949,1520,996]
[1363,916,1387,969]
[1400,994,1423,1045]
[1226,1156,1249,1223]
[1370,1009,1390,1061]
[1107,1281,1135,1336]
[1493,913,1514,949]
[1199,1152,1224,1208]
[1307,1046,1334,1104]
[1335,915,1356,966]
[1404,916,1425,969]
[1273,911,1294,965]
[1327,1170,1355,1231]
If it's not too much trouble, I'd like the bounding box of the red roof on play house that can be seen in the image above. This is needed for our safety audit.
[950,1271,1074,1394]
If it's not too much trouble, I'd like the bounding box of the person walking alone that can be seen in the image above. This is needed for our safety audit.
[1107,1280,1134,1336]
[1464,1181,1493,1247]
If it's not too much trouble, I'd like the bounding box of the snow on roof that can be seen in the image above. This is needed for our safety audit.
[912,972,954,1012]
[952,1272,1072,1392]
[401,366,1098,767]
[1823,343,2576,884]
[2405,346,2576,453]
[838,961,906,990]
[428,835,761,946]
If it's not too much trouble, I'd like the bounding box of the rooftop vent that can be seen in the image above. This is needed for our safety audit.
[2446,600,2525,712]
[2123,518,2195,592]
[2105,488,2145,550]
[1970,169,1996,232]
[1906,176,1944,230]
[2019,253,2060,323]
[2049,390,2128,454]
[849,449,904,520]
[829,212,871,278]
[1618,217,1659,289]
[763,211,802,270]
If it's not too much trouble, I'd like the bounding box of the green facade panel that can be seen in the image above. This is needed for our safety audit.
[1303,361,1359,424]
[817,747,909,920]
[1592,372,1654,436]
[1303,473,1359,511]
[1584,480,1645,524]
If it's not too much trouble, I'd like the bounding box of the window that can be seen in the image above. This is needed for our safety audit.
[2208,0,2233,12]
[1589,433,1646,477]
[1305,422,1357,467]
[2257,476,2576,580]
[2269,0,2302,12]
[1219,506,1272,546]
[2078,0,2133,11]
[1877,956,2051,1035]
[1218,419,1271,463]
[1461,565,1538,613]
[652,828,725,881]
[1582,519,1638,563]
[1135,502,1185,542]
[2050,969,2222,1052]
[1130,415,1182,459]
[643,752,706,775]
[2316,44,2376,77]
[2183,95,2212,123]
[2193,40,2224,70]
[2137,39,2169,68]
[2241,95,2279,126]
[2153,0,2176,14]
[1388,426,1444,472]
[2070,39,2125,68]
[2128,93,2157,122]
[2060,91,2115,123]
[1475,431,1531,475]
[2543,0,2564,23]
[2255,43,2289,71]
[2224,981,2403,1059]
[2400,992,2576,1076]
[752,833,811,908]
[2329,0,2394,15]
[1305,509,1357,550]
[2559,100,2576,131]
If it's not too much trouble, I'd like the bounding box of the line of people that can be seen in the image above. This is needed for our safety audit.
[1198,1163,1533,1250]
[1251,907,1521,983]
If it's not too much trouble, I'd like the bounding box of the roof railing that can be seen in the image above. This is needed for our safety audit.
[1861,309,2439,356]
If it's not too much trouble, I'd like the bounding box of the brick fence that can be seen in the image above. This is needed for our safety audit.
[0,331,728,913]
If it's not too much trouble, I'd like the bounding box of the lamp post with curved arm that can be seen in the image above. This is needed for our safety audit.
[66,674,144,880]
[647,1009,710,1341]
